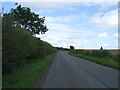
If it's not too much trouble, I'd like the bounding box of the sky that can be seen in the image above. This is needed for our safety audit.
[1,1,119,49]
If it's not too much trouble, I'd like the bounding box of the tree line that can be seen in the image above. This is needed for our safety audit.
[2,4,56,74]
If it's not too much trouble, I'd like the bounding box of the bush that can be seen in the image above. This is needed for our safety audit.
[2,14,56,74]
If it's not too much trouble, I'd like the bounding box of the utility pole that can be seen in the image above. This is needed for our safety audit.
[0,7,1,17]
[2,7,4,17]
[0,6,4,17]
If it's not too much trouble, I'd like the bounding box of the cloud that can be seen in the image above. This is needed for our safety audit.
[80,2,117,9]
[36,23,108,49]
[96,43,110,48]
[36,29,116,49]
[114,33,118,38]
[90,8,118,30]
[45,13,86,24]
[45,23,96,38]
[114,33,120,39]
[18,2,82,14]
[98,32,108,38]
[14,2,118,15]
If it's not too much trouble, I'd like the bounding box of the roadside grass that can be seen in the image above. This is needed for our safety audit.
[3,53,56,88]
[68,52,120,70]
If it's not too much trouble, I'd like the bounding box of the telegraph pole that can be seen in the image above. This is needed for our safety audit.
[0,6,4,17]
[2,7,4,17]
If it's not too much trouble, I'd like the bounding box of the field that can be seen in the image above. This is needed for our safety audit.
[77,49,119,56]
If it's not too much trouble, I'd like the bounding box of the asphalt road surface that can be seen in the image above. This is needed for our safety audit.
[36,51,119,88]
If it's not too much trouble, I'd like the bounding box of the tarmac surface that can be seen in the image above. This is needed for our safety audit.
[36,51,119,88]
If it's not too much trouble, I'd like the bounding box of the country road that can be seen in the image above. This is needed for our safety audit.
[36,51,119,88]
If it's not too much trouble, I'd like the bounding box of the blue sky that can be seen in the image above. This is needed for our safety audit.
[2,2,119,49]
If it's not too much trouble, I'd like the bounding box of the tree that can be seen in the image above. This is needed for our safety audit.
[70,46,74,49]
[10,4,48,35]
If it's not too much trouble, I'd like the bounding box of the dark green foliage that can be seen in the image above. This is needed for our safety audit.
[56,47,69,51]
[2,13,56,74]
[10,4,48,35]
[70,46,74,49]
[70,50,90,55]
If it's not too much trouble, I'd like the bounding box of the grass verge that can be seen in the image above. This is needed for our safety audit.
[3,53,56,88]
[68,51,120,70]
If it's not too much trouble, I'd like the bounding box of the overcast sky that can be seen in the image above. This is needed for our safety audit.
[2,1,119,49]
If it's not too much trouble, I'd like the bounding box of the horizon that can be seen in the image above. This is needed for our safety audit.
[56,46,119,50]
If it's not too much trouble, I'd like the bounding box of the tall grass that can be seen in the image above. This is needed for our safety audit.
[3,53,56,88]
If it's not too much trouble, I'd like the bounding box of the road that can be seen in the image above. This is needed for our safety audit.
[36,51,119,88]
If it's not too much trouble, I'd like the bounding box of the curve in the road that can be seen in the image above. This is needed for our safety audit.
[36,51,119,88]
